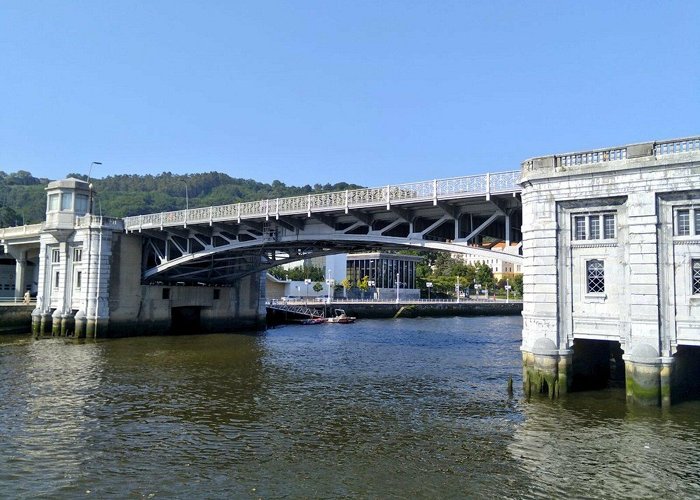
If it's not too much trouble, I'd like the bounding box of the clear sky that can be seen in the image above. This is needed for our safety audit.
[1,1,698,187]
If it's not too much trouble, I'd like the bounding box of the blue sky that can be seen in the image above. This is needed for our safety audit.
[1,1,698,187]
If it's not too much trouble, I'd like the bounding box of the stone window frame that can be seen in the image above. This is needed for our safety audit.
[51,248,60,263]
[693,259,700,296]
[674,206,700,237]
[73,247,82,262]
[586,259,606,294]
[571,211,618,243]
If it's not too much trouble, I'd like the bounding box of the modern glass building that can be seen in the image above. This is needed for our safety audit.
[345,252,422,298]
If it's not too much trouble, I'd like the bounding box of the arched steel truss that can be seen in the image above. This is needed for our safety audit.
[126,171,523,284]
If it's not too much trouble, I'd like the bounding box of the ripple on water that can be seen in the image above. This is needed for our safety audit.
[2,317,700,497]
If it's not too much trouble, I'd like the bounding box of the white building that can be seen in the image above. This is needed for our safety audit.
[520,137,700,406]
[452,242,522,279]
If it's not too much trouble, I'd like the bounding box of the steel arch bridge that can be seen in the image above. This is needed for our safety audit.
[123,171,523,284]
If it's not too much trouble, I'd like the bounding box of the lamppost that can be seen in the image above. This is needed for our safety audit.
[304,278,311,305]
[395,272,400,304]
[505,279,511,303]
[456,276,461,303]
[426,281,433,300]
[474,283,482,300]
[326,269,334,304]
[87,161,102,214]
[368,280,376,301]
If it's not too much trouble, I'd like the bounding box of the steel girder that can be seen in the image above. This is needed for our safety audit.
[136,193,522,284]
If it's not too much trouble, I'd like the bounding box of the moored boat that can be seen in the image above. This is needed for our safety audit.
[326,309,356,324]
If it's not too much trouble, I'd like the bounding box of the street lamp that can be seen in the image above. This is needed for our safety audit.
[326,269,334,304]
[368,280,376,301]
[474,283,482,300]
[505,279,511,303]
[395,272,400,304]
[87,161,102,214]
[304,278,312,305]
[426,281,433,300]
[455,276,461,303]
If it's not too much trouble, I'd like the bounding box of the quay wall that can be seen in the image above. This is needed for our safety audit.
[268,301,522,322]
[0,305,33,334]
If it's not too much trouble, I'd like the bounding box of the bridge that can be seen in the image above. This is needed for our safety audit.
[0,170,523,339]
[2,134,700,408]
[122,171,522,283]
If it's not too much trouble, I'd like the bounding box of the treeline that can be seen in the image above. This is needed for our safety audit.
[0,170,364,225]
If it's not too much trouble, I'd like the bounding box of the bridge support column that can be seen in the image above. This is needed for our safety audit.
[624,355,674,407]
[51,309,62,336]
[13,250,27,301]
[32,308,51,336]
[522,343,572,400]
[74,310,86,338]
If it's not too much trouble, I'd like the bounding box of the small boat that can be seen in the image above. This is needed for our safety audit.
[326,309,356,324]
[299,317,326,325]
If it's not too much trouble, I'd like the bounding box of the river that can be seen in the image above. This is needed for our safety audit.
[1,316,700,498]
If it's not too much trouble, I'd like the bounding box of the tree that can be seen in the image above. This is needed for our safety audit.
[313,282,324,293]
[475,263,495,291]
[357,275,370,292]
[0,206,19,226]
[511,274,524,297]
[340,278,353,297]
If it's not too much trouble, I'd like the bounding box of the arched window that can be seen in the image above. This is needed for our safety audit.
[586,260,605,293]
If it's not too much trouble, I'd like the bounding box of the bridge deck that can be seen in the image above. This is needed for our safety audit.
[124,171,521,231]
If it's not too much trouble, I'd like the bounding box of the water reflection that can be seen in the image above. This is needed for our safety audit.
[511,390,700,498]
[0,337,105,497]
[2,317,700,498]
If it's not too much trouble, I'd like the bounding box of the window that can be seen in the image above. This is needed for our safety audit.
[693,260,700,295]
[48,194,59,211]
[574,216,586,240]
[75,271,82,289]
[589,216,600,240]
[573,213,616,241]
[677,209,691,236]
[162,288,170,300]
[73,248,82,262]
[603,214,616,239]
[75,194,89,214]
[213,289,220,300]
[54,271,60,289]
[586,260,605,293]
[60,193,72,211]
[51,249,60,263]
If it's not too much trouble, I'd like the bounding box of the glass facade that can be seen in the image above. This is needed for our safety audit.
[345,253,420,289]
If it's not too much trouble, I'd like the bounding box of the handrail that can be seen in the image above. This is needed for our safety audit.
[522,135,700,171]
[123,171,521,231]
[0,224,43,240]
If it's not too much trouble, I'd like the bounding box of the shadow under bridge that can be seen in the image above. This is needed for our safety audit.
[124,171,523,284]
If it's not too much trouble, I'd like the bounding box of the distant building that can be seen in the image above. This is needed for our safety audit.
[346,252,422,300]
[452,242,523,279]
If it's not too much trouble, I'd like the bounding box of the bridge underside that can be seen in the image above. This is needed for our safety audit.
[134,193,522,284]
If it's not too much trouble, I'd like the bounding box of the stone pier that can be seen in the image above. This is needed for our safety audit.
[520,136,700,406]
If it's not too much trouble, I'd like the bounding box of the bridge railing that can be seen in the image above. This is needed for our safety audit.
[123,170,521,231]
[75,215,124,229]
[523,136,700,171]
[0,223,43,240]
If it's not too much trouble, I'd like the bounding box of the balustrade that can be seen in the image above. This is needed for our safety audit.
[122,171,521,231]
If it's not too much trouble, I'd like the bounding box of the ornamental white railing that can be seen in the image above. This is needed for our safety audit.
[123,171,521,231]
[0,224,43,240]
[655,137,700,156]
[552,136,700,169]
[75,215,124,229]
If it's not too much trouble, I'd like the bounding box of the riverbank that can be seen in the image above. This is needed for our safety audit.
[267,299,522,324]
